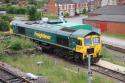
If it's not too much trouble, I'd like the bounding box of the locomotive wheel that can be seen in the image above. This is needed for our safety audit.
[74,53,83,63]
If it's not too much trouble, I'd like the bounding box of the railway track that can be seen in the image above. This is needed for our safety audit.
[0,65,31,83]
[103,44,125,54]
[91,64,125,82]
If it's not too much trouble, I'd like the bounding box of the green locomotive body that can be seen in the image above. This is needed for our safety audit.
[11,20,102,63]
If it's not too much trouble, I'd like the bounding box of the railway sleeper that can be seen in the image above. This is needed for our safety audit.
[7,78,23,83]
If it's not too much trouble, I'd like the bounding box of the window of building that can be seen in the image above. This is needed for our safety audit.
[70,4,73,9]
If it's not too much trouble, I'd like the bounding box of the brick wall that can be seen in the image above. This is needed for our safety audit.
[107,22,125,34]
[47,0,58,16]
[83,20,125,34]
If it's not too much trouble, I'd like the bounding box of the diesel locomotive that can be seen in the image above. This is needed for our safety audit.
[10,19,102,63]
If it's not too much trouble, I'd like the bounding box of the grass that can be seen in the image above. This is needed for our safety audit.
[0,33,117,83]
[101,47,125,67]
[0,54,116,83]
[102,32,125,40]
[101,47,113,61]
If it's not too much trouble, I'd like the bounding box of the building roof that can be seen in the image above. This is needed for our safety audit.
[90,5,125,15]
[85,15,125,23]
[56,0,87,4]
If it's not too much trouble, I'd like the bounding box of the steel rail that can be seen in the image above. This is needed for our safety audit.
[91,64,125,82]
[103,44,125,54]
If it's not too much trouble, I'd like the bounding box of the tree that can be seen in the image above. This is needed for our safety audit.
[0,15,12,22]
[0,15,12,31]
[35,11,42,20]
[27,6,41,21]
[82,8,88,14]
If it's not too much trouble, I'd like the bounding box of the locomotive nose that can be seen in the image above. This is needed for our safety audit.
[87,48,94,55]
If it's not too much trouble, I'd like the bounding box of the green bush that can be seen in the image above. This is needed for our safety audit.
[82,8,88,14]
[8,37,35,50]
[17,8,27,14]
[27,6,41,21]
[0,19,10,31]
[0,5,27,14]
[0,6,7,11]
[35,11,41,20]
[0,15,12,22]
[64,12,70,17]
[6,6,27,14]
[9,40,22,50]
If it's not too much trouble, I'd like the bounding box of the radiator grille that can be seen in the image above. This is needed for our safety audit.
[87,48,94,54]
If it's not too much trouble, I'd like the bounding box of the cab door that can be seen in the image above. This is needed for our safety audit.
[75,37,84,53]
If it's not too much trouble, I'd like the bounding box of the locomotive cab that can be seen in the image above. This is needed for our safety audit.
[75,33,102,63]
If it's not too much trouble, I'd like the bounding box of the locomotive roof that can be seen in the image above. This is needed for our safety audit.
[57,22,93,30]
[11,20,100,38]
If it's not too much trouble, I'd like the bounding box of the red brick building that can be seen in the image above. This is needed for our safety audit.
[117,0,125,5]
[83,15,125,34]
[47,0,88,16]
[83,5,125,34]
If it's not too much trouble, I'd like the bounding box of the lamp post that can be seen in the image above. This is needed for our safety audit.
[86,48,94,83]
[88,54,92,83]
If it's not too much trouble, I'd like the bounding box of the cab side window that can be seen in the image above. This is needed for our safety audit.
[77,40,82,46]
